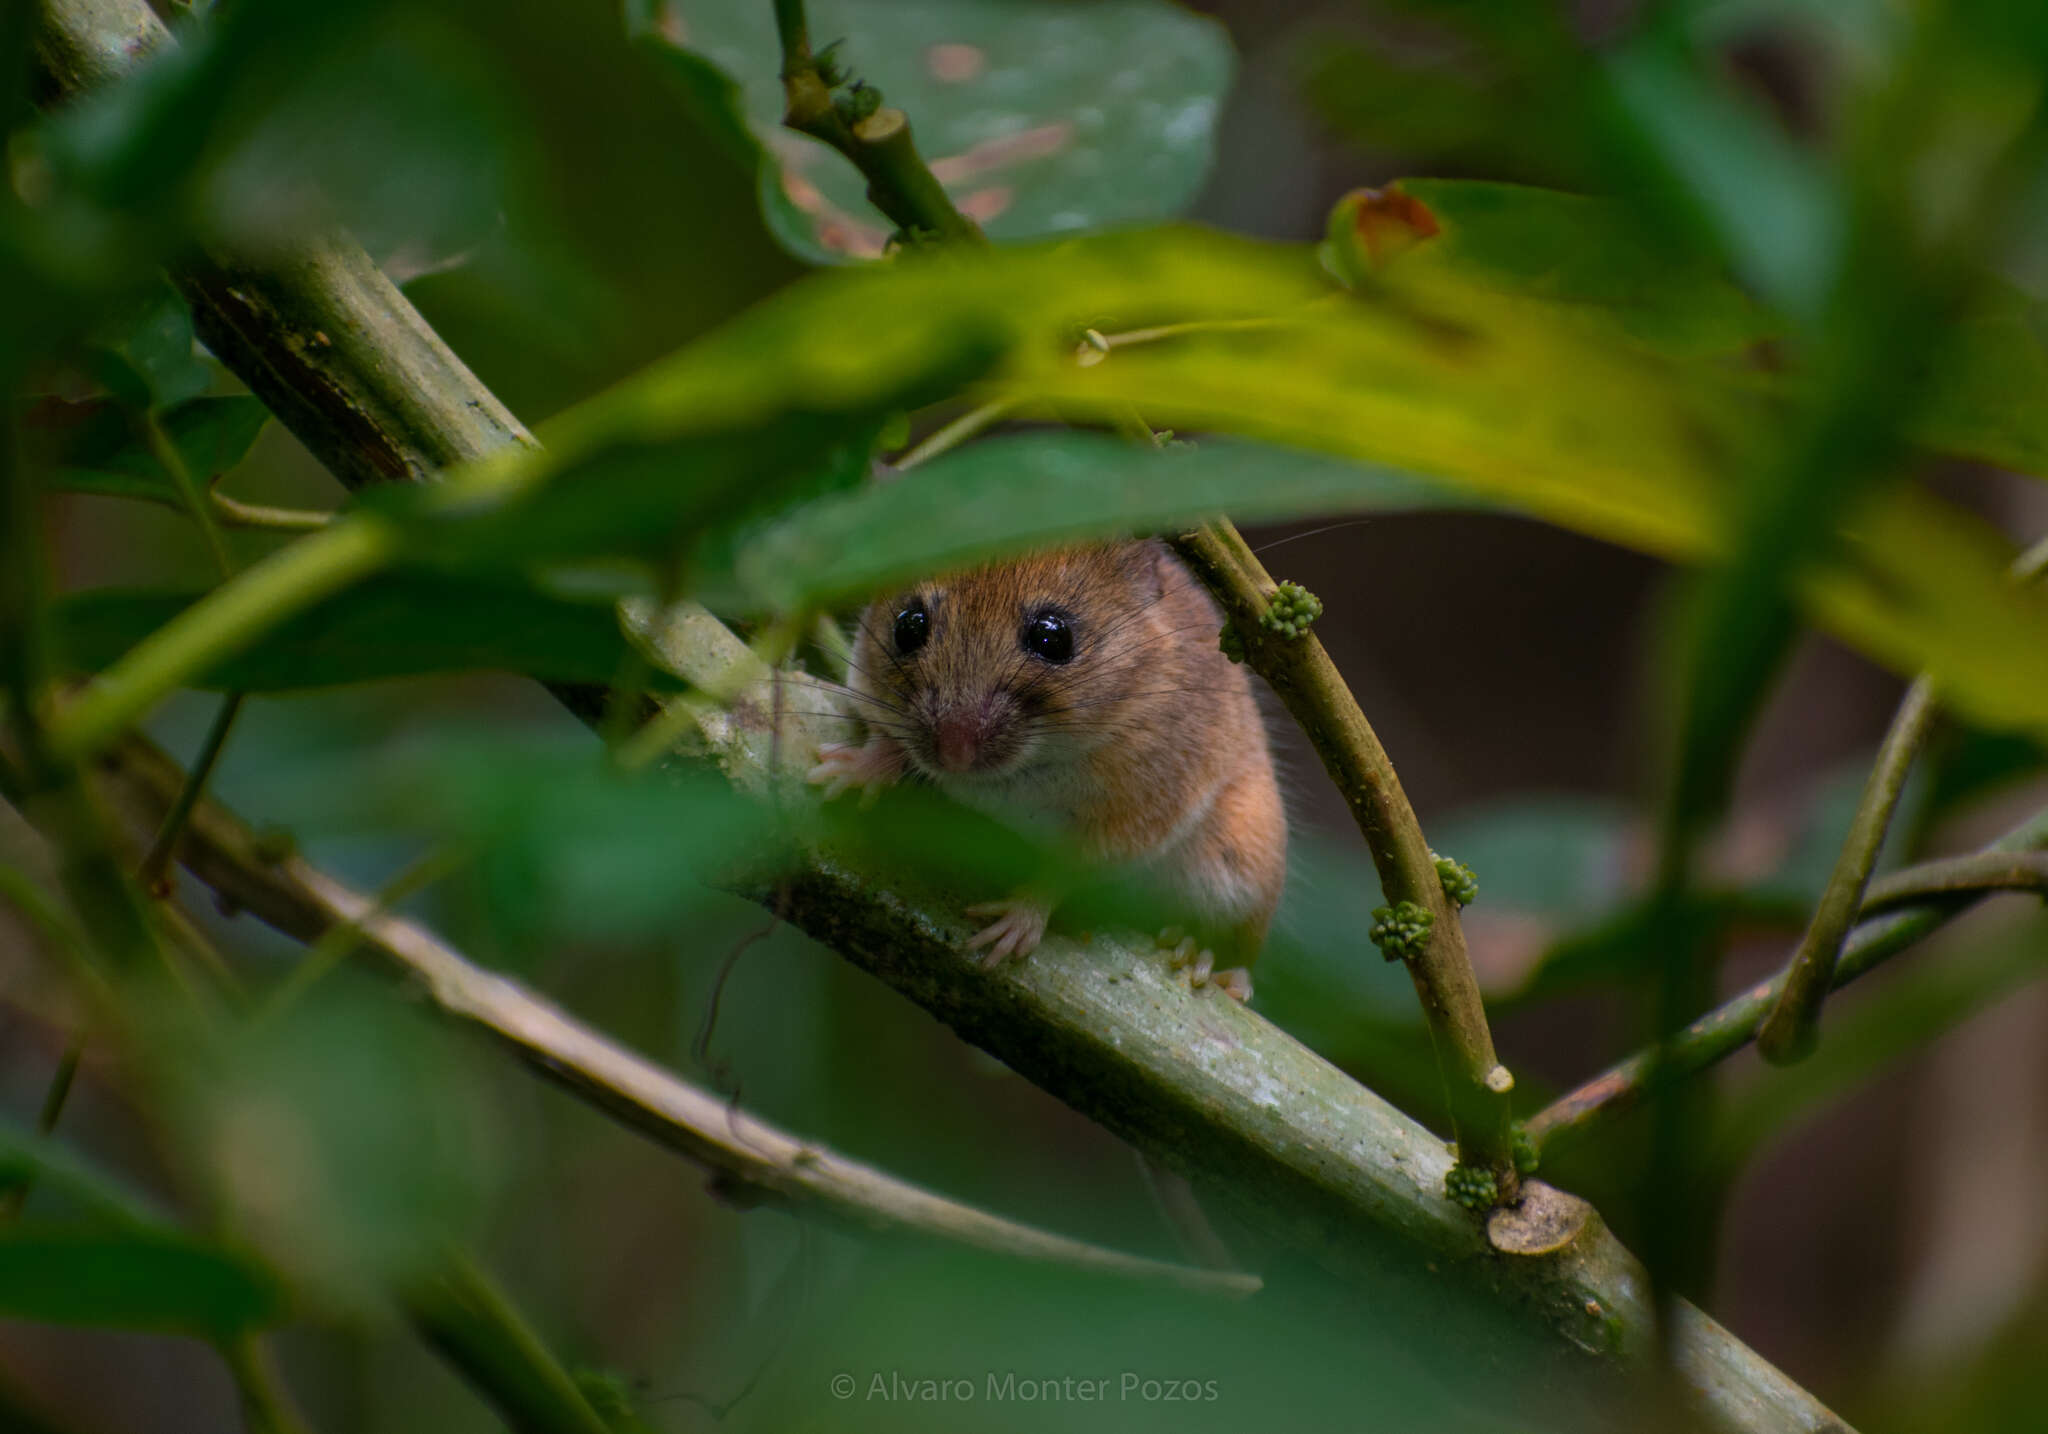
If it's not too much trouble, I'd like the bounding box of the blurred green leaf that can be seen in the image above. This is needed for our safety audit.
[1603,32,1842,314]
[159,976,498,1309]
[0,1227,280,1334]
[666,0,1232,262]
[297,737,793,954]
[721,433,1476,610]
[52,575,684,692]
[43,394,268,507]
[1375,180,1776,357]
[1915,289,2048,475]
[91,285,217,408]
[0,1123,164,1228]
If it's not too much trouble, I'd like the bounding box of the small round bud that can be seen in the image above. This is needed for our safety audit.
[1484,1063,1514,1094]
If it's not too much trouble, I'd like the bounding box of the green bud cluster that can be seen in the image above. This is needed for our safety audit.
[1369,899,1432,961]
[833,79,882,125]
[1218,622,1247,664]
[1444,1162,1498,1212]
[1510,1123,1540,1177]
[1258,581,1323,640]
[1432,851,1478,908]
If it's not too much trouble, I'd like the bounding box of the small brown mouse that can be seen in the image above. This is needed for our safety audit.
[809,539,1286,1000]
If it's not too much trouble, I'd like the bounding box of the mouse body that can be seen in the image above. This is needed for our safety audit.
[809,540,1286,1000]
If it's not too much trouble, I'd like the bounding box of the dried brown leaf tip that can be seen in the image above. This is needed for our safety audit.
[1320,186,1441,287]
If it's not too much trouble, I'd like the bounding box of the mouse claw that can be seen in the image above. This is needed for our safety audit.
[1209,967,1255,1004]
[808,740,904,805]
[964,897,1050,966]
[1173,946,1255,1004]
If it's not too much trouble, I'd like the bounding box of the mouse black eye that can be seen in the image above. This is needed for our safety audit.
[893,600,930,655]
[1020,611,1074,664]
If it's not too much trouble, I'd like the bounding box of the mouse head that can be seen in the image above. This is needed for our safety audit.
[849,541,1177,788]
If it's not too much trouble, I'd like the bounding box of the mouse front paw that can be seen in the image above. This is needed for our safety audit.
[963,896,1051,966]
[807,738,906,805]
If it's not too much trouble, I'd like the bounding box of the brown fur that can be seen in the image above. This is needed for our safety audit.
[834,541,1287,966]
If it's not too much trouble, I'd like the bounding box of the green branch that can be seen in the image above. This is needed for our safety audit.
[769,0,983,245]
[1167,521,1519,1200]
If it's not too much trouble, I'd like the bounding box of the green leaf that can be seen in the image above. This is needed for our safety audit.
[664,0,1233,260]
[720,433,1478,610]
[0,1227,280,1334]
[53,575,685,692]
[45,395,270,506]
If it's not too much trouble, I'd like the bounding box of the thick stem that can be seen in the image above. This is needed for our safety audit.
[1168,522,1518,1198]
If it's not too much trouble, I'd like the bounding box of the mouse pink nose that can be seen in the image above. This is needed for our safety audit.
[935,710,989,772]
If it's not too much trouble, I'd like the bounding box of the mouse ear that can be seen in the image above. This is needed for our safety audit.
[1114,537,1173,603]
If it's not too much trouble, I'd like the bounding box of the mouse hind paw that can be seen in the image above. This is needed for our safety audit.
[1157,930,1254,1003]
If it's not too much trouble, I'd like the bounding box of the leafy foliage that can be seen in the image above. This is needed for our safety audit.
[9,0,2048,1430]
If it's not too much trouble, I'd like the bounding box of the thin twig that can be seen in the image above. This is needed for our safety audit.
[1859,849,2048,910]
[1526,808,2048,1152]
[144,407,234,579]
[211,491,333,531]
[1755,676,1939,1062]
[890,396,1020,472]
[256,843,464,1021]
[0,1034,84,1220]
[217,1334,317,1434]
[90,729,1261,1297]
[1165,520,1519,1197]
[405,1252,612,1434]
[138,691,243,893]
[1758,534,2048,1063]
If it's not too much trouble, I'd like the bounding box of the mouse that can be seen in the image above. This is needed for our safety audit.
[808,539,1287,1001]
